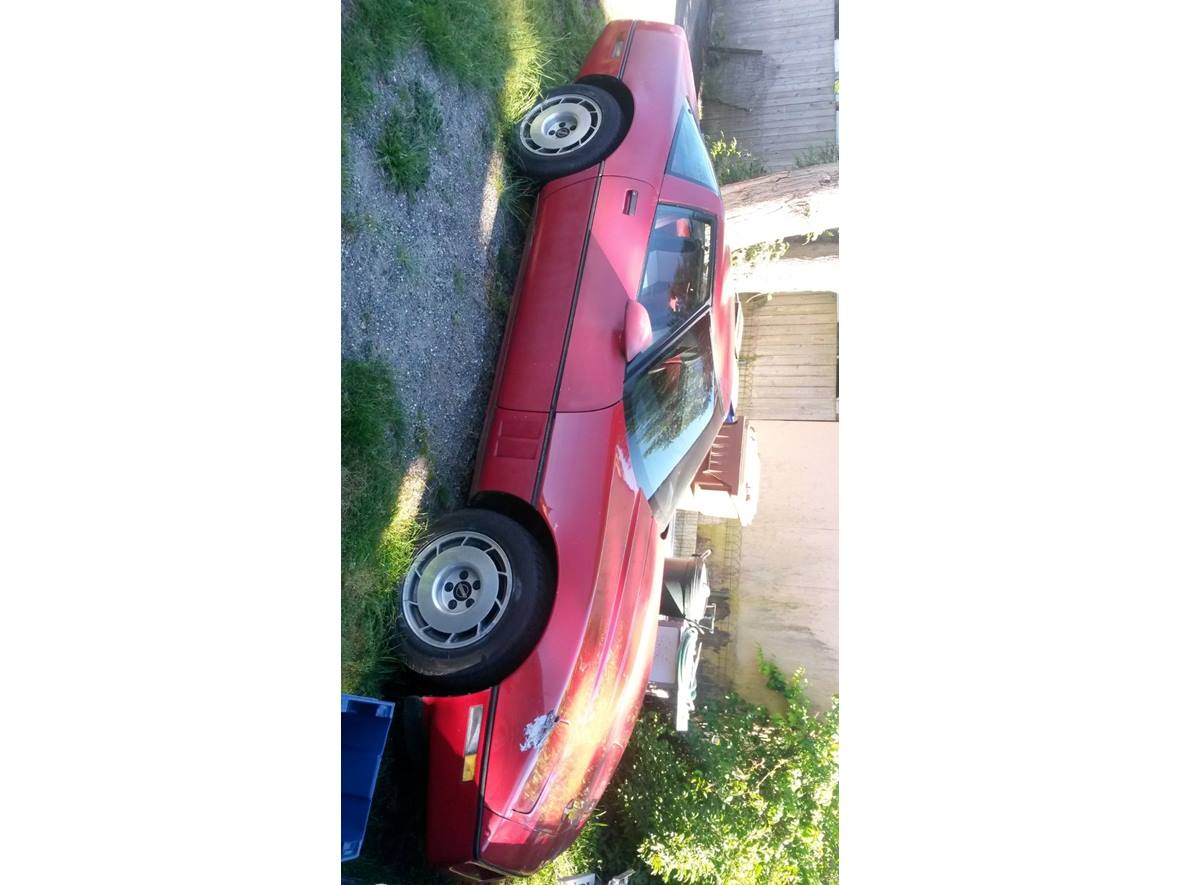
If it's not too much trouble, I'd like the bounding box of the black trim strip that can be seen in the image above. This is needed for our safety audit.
[619,20,637,77]
[529,167,604,506]
[473,685,499,861]
[629,302,713,380]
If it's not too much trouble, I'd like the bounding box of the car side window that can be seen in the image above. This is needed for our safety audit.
[623,314,718,503]
[666,104,720,193]
[635,205,714,354]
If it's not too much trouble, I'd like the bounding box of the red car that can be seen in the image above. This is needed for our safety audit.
[397,20,739,880]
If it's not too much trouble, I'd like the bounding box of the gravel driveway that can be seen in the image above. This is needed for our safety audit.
[341,49,517,502]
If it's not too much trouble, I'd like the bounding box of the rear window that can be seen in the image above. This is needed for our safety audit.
[634,205,714,355]
[624,314,718,503]
[666,104,720,193]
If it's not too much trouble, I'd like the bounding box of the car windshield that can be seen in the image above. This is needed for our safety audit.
[624,314,718,502]
[634,205,713,354]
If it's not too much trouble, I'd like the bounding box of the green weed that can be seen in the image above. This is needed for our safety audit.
[375,80,443,195]
[795,141,840,168]
[708,132,767,185]
[395,242,414,274]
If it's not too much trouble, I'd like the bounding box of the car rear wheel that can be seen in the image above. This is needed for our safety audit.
[509,83,624,181]
[398,509,554,695]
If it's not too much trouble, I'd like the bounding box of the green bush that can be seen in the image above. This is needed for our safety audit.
[707,133,767,185]
[564,658,838,885]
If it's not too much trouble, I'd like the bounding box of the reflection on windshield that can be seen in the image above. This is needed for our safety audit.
[624,316,716,498]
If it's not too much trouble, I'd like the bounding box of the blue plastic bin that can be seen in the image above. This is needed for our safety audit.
[342,694,395,862]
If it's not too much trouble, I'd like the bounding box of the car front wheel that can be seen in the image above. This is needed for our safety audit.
[398,509,554,695]
[509,83,624,181]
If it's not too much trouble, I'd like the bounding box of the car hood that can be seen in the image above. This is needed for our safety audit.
[477,405,664,869]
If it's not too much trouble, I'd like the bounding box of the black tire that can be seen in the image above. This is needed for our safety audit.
[396,509,554,695]
[509,82,625,181]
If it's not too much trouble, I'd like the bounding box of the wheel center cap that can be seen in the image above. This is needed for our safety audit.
[453,581,472,600]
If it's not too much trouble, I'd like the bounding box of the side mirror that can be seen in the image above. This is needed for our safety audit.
[623,299,653,362]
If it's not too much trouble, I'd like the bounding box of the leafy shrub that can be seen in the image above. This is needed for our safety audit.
[568,659,839,885]
[707,133,767,185]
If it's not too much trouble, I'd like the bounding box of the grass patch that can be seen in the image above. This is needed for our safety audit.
[415,0,512,88]
[342,359,406,565]
[342,0,417,125]
[375,80,443,195]
[341,359,430,697]
[395,242,414,274]
[342,212,380,236]
[343,0,603,136]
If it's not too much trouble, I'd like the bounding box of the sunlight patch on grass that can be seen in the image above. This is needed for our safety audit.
[394,455,430,526]
[479,154,504,249]
[498,0,552,133]
[341,360,433,697]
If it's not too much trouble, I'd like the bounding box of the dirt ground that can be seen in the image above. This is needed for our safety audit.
[341,47,518,502]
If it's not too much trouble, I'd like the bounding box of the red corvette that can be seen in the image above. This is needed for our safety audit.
[397,20,739,880]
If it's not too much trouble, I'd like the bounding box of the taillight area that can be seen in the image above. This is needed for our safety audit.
[462,702,484,781]
[422,689,494,868]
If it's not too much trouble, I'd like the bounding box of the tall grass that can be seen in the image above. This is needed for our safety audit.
[341,360,429,697]
[342,0,604,133]
[341,0,417,125]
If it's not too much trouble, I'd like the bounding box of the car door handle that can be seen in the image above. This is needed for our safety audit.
[623,189,638,215]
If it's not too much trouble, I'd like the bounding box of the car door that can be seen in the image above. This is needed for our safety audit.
[623,311,725,528]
